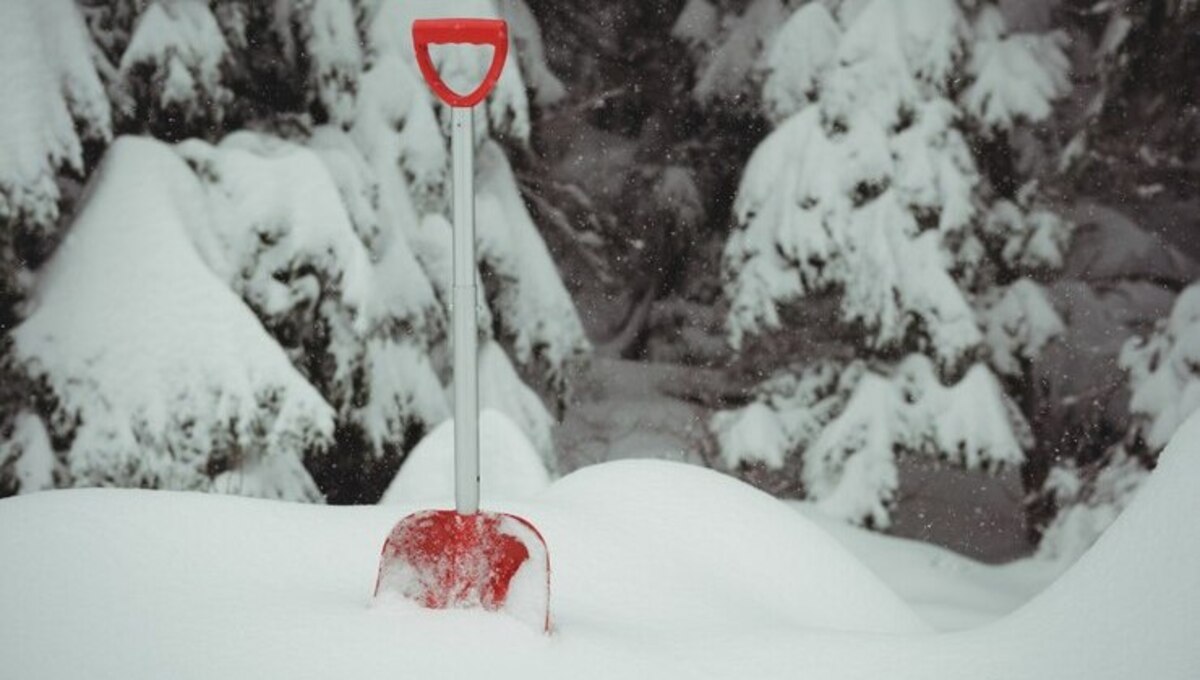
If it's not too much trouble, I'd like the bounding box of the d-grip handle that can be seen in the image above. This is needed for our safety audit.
[412,18,509,108]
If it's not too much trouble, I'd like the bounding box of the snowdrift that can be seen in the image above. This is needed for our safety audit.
[2,417,1199,678]
[380,409,550,503]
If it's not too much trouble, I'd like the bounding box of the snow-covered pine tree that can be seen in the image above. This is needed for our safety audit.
[1039,281,1200,560]
[0,0,585,501]
[0,0,112,327]
[711,0,1072,527]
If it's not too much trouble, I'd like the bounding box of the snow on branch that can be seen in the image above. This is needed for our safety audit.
[0,0,111,236]
[477,141,590,393]
[119,0,232,136]
[1122,284,1200,452]
[714,355,1030,527]
[761,3,841,124]
[283,0,366,126]
[980,278,1066,377]
[498,0,567,108]
[726,107,981,368]
[962,7,1071,132]
[692,0,795,111]
[176,133,447,461]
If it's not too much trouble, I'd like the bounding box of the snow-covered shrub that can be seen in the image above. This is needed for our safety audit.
[4,138,334,501]
[1039,282,1200,558]
[479,341,555,465]
[713,0,1072,526]
[215,0,366,127]
[760,3,840,125]
[0,0,111,317]
[0,412,57,497]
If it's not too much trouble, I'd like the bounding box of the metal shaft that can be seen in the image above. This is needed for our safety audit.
[451,105,480,515]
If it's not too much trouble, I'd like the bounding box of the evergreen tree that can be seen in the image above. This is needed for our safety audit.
[711,0,1072,526]
[0,0,587,502]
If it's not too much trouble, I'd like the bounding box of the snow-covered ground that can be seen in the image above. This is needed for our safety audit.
[3,412,1199,679]
[799,506,1064,631]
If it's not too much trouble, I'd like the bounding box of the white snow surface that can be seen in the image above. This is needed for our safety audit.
[794,504,1064,631]
[380,409,550,504]
[4,414,1200,678]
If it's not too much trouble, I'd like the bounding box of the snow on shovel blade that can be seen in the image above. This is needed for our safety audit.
[375,510,551,632]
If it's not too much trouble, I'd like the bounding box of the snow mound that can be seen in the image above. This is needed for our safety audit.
[2,433,1197,678]
[973,411,1200,678]
[0,457,927,680]
[380,409,550,504]
[537,460,929,635]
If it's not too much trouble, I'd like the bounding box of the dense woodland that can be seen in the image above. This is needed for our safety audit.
[2,0,1199,561]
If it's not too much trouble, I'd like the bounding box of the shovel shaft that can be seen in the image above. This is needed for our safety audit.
[452,105,480,515]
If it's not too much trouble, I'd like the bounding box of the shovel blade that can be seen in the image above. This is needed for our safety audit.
[375,510,550,631]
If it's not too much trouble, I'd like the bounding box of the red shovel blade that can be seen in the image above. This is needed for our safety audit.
[374,510,551,631]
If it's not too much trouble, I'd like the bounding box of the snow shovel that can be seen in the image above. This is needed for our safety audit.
[374,18,551,633]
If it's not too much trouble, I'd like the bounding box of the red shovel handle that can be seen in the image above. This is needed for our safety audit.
[412,18,509,108]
